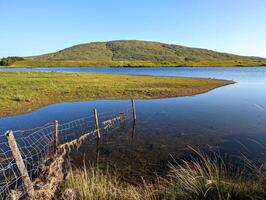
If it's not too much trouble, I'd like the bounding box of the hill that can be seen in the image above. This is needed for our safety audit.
[6,40,266,67]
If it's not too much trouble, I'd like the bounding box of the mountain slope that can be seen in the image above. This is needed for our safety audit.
[32,40,265,62]
[7,40,264,67]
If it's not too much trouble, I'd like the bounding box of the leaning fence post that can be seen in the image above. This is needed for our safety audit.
[53,120,59,154]
[93,108,101,141]
[6,130,35,199]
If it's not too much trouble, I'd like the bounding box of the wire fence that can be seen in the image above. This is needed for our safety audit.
[0,101,136,200]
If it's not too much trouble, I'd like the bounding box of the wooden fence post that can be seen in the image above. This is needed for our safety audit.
[93,108,101,141]
[131,99,137,139]
[93,108,101,164]
[53,120,59,154]
[131,99,136,123]
[6,130,35,199]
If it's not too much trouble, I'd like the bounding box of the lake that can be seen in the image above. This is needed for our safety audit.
[1,67,266,180]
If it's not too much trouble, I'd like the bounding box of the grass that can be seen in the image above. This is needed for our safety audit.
[4,59,266,68]
[0,71,233,116]
[165,149,266,200]
[62,164,143,200]
[61,149,266,200]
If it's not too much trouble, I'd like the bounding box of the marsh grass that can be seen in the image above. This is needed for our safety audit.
[61,148,266,200]
[62,163,143,200]
[164,148,266,200]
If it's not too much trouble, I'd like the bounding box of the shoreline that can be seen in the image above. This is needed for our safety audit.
[1,59,266,68]
[0,71,234,117]
[1,65,266,69]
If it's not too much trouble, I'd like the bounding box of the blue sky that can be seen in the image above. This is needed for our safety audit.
[1,0,266,58]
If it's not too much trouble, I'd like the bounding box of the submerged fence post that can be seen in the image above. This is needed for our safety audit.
[131,99,137,139]
[93,108,100,164]
[53,120,59,154]
[6,130,35,199]
[131,99,136,123]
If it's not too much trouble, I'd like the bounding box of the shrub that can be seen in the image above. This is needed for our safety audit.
[0,57,24,66]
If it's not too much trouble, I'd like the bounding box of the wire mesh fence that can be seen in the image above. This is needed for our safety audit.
[0,103,135,199]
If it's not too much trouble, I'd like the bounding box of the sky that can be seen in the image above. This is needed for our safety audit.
[0,0,266,58]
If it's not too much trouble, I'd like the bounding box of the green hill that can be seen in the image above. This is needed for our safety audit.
[6,40,266,67]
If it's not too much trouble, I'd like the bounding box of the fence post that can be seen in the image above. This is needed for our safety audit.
[131,99,136,123]
[93,108,101,141]
[93,108,100,164]
[131,99,137,139]
[53,120,59,154]
[6,130,35,199]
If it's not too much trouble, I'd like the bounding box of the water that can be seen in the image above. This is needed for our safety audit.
[1,67,266,178]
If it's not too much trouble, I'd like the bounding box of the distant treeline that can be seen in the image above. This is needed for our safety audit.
[0,57,24,66]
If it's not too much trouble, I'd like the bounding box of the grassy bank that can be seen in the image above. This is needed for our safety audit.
[3,59,266,68]
[0,71,233,116]
[61,150,266,200]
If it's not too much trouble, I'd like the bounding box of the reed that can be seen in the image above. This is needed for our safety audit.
[61,149,266,200]
[62,163,143,200]
[164,148,266,200]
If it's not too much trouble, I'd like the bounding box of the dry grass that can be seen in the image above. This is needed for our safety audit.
[164,148,266,200]
[60,149,266,200]
[62,163,143,200]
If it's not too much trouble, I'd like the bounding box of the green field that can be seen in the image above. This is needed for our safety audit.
[0,71,233,116]
[6,59,266,68]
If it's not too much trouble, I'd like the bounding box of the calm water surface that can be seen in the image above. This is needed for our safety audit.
[1,67,266,178]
